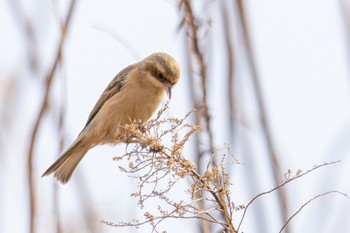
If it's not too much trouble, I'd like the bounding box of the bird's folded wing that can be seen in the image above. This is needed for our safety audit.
[82,64,136,130]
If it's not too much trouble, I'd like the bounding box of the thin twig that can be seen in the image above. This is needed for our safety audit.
[221,1,236,146]
[279,191,349,233]
[237,161,341,231]
[27,1,77,233]
[102,213,228,230]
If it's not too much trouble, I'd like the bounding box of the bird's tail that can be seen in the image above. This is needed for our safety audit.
[42,138,89,184]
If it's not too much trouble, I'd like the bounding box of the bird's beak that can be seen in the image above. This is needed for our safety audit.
[164,83,172,100]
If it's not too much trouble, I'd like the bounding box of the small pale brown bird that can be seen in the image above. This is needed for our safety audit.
[42,52,180,183]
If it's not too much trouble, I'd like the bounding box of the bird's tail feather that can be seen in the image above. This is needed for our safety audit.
[42,138,89,184]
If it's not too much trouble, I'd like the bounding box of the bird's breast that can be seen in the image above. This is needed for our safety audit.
[122,86,165,124]
[91,84,164,142]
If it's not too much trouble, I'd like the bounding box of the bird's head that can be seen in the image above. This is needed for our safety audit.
[140,52,180,99]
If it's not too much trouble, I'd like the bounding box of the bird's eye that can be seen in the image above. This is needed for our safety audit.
[157,71,166,82]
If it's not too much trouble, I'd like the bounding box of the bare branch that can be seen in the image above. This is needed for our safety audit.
[279,191,349,233]
[237,161,342,231]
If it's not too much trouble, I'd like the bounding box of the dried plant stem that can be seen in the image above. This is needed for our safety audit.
[27,1,76,233]
[179,0,214,156]
[236,161,341,232]
[279,191,348,233]
[179,1,215,232]
[235,1,290,232]
[221,2,236,145]
[161,150,237,233]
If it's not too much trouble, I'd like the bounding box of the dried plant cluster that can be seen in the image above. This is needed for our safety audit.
[102,105,348,233]
[102,104,239,232]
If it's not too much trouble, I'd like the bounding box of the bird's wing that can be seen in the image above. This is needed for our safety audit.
[83,64,136,129]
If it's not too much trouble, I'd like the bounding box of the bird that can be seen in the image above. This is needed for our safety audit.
[42,52,180,184]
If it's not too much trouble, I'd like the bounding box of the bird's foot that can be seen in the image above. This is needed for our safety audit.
[149,145,164,153]
[137,124,147,133]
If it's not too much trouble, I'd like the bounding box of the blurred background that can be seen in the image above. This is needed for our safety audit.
[1,0,349,232]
